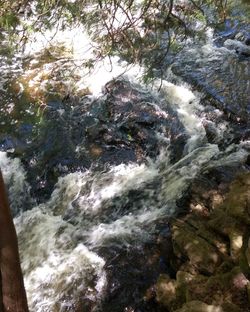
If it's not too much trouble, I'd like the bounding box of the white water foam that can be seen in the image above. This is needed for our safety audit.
[20,23,144,97]
[2,94,248,311]
[34,143,219,250]
[1,11,249,311]
[15,202,107,311]
[0,151,107,311]
[0,151,31,215]
[1,140,219,310]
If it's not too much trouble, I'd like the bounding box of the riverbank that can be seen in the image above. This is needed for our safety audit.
[153,171,250,312]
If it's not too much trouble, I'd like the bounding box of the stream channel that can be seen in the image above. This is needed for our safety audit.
[0,1,249,311]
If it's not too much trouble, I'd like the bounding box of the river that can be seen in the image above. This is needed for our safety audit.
[0,1,249,311]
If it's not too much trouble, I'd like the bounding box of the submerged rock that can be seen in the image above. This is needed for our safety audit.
[9,79,188,202]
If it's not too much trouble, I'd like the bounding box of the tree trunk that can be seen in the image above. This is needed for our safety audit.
[0,170,29,312]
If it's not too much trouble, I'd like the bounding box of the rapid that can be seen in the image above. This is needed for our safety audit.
[0,1,249,311]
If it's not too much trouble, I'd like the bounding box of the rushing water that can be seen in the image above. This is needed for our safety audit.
[0,2,249,311]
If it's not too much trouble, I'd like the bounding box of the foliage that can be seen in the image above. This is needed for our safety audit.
[0,0,229,75]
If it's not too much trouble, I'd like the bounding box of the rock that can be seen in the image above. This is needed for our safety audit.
[246,237,250,269]
[208,212,244,260]
[226,174,250,223]
[156,173,250,312]
[183,268,247,308]
[156,267,249,311]
[208,173,250,260]
[175,300,242,312]
[247,282,250,302]
[239,233,250,278]
[175,300,223,312]
[235,32,245,42]
[175,271,201,304]
[171,219,223,274]
[156,274,177,309]
[186,267,248,305]
[224,39,250,57]
[221,303,243,312]
[12,79,187,203]
[245,37,250,46]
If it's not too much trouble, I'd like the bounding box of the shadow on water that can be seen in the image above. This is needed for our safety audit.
[0,2,249,310]
[1,48,190,205]
[167,0,249,122]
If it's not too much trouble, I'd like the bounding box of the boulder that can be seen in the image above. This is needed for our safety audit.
[156,274,177,309]
[175,301,223,312]
[175,300,242,312]
[224,39,250,57]
[12,79,188,203]
[245,37,250,46]
[171,219,223,274]
[223,174,250,224]
[208,173,250,260]
[156,173,250,312]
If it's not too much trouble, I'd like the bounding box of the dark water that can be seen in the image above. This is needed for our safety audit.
[0,1,249,311]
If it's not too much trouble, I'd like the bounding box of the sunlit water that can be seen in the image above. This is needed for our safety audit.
[0,3,249,311]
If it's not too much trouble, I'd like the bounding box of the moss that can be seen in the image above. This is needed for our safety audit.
[172,220,222,274]
[156,274,178,310]
[175,300,224,312]
[157,173,250,311]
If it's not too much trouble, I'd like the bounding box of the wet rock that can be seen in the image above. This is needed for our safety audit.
[203,121,219,144]
[245,38,250,46]
[82,116,101,139]
[0,136,20,152]
[235,32,245,42]
[99,148,137,164]
[172,31,250,129]
[11,79,187,202]
[224,39,250,57]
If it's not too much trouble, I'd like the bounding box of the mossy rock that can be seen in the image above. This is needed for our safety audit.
[156,267,248,310]
[176,271,207,304]
[208,173,250,261]
[174,300,224,312]
[171,220,222,274]
[183,267,248,309]
[183,217,229,256]
[156,274,178,310]
[218,173,250,225]
[165,173,250,312]
[240,234,250,276]
[175,300,242,312]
